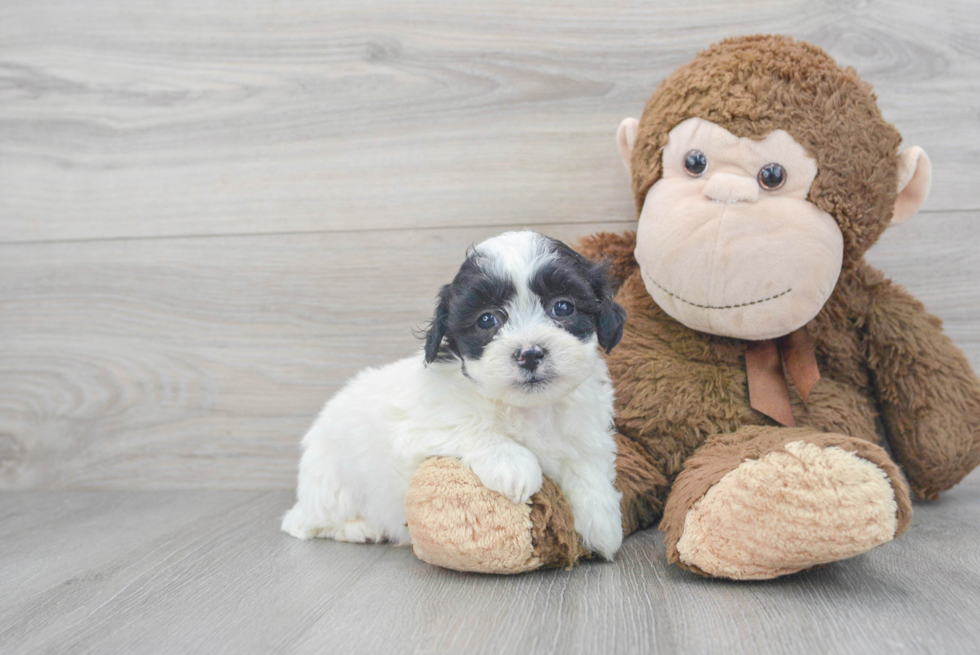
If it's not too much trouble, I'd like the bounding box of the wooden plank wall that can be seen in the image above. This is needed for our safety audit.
[2,0,979,489]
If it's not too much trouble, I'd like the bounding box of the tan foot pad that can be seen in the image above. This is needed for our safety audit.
[405,458,540,574]
[676,441,900,580]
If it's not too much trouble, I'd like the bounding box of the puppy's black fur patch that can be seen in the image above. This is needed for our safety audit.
[532,239,627,353]
[424,254,516,364]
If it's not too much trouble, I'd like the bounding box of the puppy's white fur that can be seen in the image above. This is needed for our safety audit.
[281,231,624,560]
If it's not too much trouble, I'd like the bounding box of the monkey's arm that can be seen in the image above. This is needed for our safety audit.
[863,271,980,499]
[575,231,638,290]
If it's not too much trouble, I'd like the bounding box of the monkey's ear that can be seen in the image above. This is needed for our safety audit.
[890,146,932,227]
[616,118,640,172]
[423,285,452,364]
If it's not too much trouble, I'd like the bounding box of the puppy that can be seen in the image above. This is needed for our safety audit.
[281,231,628,560]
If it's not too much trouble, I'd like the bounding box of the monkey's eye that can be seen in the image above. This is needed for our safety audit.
[476,312,499,330]
[758,163,786,190]
[683,150,707,177]
[551,300,574,317]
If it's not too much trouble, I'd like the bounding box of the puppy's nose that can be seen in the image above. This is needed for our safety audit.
[514,346,546,372]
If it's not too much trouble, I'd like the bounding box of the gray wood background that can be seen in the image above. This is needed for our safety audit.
[3,2,980,654]
[2,0,979,490]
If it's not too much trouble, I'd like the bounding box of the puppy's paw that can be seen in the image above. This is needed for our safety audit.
[573,492,624,561]
[469,448,543,505]
[281,505,317,540]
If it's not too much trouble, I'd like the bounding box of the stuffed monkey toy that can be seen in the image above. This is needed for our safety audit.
[404,35,980,579]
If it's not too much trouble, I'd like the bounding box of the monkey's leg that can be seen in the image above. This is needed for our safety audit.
[405,434,667,573]
[660,426,912,580]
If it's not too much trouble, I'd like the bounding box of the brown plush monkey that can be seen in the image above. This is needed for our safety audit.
[404,35,980,579]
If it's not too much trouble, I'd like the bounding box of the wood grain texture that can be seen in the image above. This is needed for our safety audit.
[1,471,978,654]
[0,222,633,489]
[1,213,978,490]
[1,0,979,243]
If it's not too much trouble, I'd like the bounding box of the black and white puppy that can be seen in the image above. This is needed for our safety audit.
[281,231,628,560]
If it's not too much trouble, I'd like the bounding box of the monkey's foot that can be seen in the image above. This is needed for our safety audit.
[661,428,912,580]
[405,457,586,574]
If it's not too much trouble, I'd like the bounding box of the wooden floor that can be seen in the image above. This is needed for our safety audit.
[2,470,979,655]
[3,1,980,653]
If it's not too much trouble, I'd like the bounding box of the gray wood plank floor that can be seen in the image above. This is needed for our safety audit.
[2,470,979,655]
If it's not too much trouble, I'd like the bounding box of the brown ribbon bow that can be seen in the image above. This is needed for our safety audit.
[744,327,821,427]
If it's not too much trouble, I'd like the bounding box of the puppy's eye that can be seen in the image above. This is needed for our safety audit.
[476,313,499,330]
[684,150,707,177]
[552,301,574,317]
[758,163,786,190]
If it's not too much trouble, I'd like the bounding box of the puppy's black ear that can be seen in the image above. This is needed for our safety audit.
[589,260,628,353]
[423,284,452,364]
[597,298,628,353]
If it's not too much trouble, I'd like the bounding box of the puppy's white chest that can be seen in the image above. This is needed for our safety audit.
[496,404,577,464]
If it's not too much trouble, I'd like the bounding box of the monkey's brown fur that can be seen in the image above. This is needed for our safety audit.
[405,36,980,578]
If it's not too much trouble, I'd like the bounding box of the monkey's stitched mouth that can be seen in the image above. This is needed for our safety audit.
[649,277,792,310]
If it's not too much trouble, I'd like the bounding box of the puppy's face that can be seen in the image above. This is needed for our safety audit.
[424,231,627,407]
